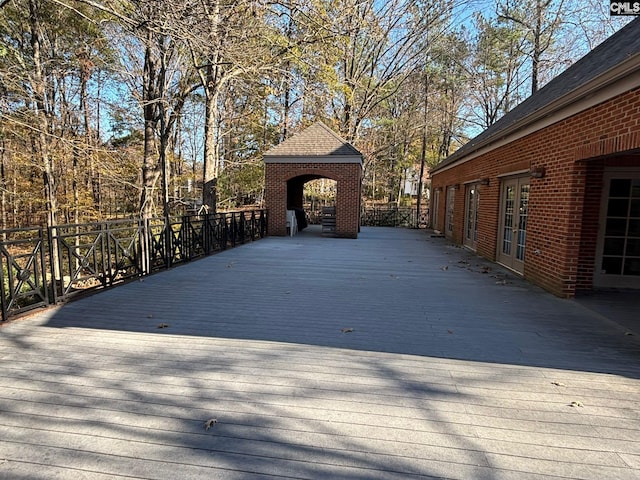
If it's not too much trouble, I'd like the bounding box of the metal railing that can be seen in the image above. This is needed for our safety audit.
[306,206,429,228]
[0,227,49,320]
[360,207,429,228]
[1,209,267,321]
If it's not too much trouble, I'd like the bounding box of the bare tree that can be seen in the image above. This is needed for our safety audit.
[326,0,451,142]
[497,0,566,94]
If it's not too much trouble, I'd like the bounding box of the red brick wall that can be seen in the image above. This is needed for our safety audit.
[264,162,362,238]
[576,160,604,291]
[430,87,640,297]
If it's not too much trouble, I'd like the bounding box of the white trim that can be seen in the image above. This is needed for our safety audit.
[264,155,362,165]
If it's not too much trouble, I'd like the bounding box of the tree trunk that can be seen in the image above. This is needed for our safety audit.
[0,135,6,235]
[29,0,57,230]
[139,29,159,274]
[140,30,160,221]
[79,49,100,214]
[202,65,220,214]
[531,0,543,94]
[29,0,60,281]
[416,71,428,228]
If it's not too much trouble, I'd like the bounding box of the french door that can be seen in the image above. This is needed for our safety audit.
[464,183,480,250]
[594,171,640,288]
[498,177,530,274]
[445,186,455,239]
[431,188,440,231]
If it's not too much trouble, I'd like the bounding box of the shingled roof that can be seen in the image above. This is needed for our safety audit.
[431,17,640,173]
[264,121,362,158]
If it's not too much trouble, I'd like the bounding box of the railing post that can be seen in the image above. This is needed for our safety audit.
[139,218,149,276]
[101,222,111,286]
[49,225,60,304]
[1,241,7,322]
[250,211,257,239]
[163,217,171,268]
[221,213,229,250]
[261,210,267,237]
[182,215,190,260]
[203,214,211,254]
[239,212,245,244]
[230,213,237,247]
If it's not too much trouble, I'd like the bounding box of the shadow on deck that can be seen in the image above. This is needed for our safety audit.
[2,226,639,479]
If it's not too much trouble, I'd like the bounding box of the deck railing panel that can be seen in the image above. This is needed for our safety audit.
[0,227,49,321]
[1,209,268,321]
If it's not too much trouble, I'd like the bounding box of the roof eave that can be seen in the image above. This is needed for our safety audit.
[263,155,363,165]
[431,52,640,175]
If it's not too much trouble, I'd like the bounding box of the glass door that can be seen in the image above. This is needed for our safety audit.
[431,189,440,231]
[464,183,480,250]
[595,171,640,288]
[498,177,529,273]
[445,186,455,239]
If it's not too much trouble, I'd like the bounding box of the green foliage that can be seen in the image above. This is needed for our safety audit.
[217,161,265,209]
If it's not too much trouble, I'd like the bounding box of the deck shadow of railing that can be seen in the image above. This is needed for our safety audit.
[0,322,487,479]
[1,210,267,322]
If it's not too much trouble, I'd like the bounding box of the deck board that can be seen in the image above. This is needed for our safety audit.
[1,226,639,479]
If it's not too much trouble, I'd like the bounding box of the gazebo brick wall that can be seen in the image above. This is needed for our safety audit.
[265,162,362,238]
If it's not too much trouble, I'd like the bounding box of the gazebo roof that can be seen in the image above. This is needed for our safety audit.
[264,121,362,161]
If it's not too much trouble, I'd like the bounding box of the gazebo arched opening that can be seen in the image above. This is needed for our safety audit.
[304,178,337,224]
[263,122,363,238]
[285,174,338,234]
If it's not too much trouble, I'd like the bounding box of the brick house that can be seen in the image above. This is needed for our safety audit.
[264,122,363,238]
[429,18,640,297]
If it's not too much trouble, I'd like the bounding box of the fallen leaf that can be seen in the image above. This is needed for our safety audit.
[551,381,566,387]
[447,330,454,334]
[205,418,217,430]
[624,331,634,336]
[147,314,153,319]
[569,401,584,408]
[157,323,169,329]
[341,328,354,333]
[441,265,448,271]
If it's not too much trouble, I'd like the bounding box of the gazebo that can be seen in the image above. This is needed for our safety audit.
[263,122,363,238]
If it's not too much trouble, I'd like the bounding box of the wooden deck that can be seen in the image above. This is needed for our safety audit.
[1,226,639,479]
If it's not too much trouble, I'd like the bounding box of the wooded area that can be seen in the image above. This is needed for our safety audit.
[0,0,630,231]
